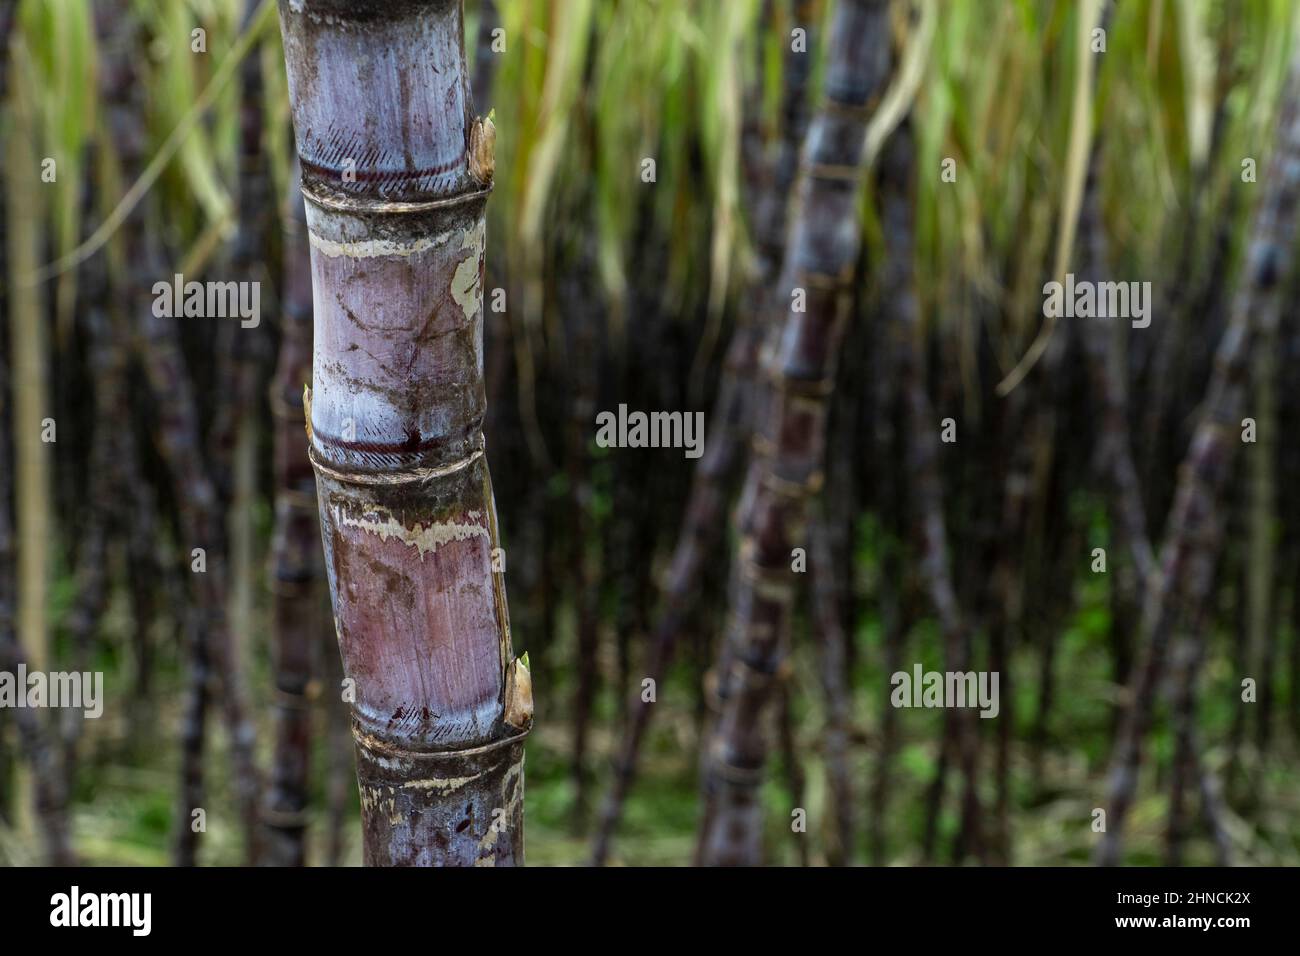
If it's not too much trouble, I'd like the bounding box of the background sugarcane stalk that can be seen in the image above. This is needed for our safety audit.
[864,233,912,864]
[219,0,275,742]
[0,437,74,865]
[591,0,819,866]
[59,267,119,796]
[262,166,320,867]
[94,0,264,866]
[881,116,986,864]
[1074,1,1154,594]
[0,0,13,825]
[5,6,52,854]
[1097,46,1300,867]
[696,0,892,867]
[0,273,74,866]
[1165,612,1232,866]
[806,232,869,866]
[565,299,601,830]
[2,6,69,843]
[210,0,271,499]
[279,0,530,867]
[1246,285,1280,761]
[138,235,264,866]
[1077,142,1155,587]
[808,512,852,864]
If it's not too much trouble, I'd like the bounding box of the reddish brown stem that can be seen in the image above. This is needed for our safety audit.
[1098,50,1300,866]
[697,0,892,867]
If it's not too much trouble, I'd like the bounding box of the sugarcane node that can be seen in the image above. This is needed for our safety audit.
[709,755,767,787]
[798,269,842,290]
[734,652,784,684]
[272,686,311,711]
[742,559,798,599]
[806,161,863,182]
[308,444,485,486]
[750,431,776,458]
[781,374,836,397]
[702,666,721,709]
[823,94,876,118]
[760,468,810,500]
[300,182,493,217]
[261,807,310,830]
[267,573,310,597]
[352,723,530,761]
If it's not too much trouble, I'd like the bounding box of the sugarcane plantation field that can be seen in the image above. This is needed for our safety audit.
[3,0,1300,876]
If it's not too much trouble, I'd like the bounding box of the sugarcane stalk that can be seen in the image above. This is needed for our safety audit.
[123,431,161,740]
[865,250,910,865]
[262,166,320,867]
[214,5,274,792]
[138,236,264,866]
[0,295,74,869]
[1097,47,1300,866]
[808,270,865,867]
[1077,142,1155,586]
[2,13,66,844]
[210,0,272,510]
[279,0,529,867]
[94,0,263,865]
[321,625,353,866]
[6,0,51,708]
[697,0,892,867]
[59,296,118,794]
[0,489,75,866]
[591,0,820,867]
[880,116,984,863]
[1247,308,1279,752]
[809,512,852,864]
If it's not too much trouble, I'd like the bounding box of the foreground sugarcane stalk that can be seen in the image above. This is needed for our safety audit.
[279,0,530,867]
[696,0,892,866]
[1097,47,1300,866]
